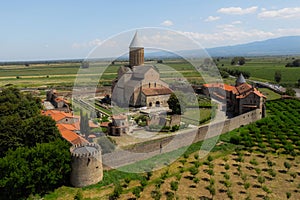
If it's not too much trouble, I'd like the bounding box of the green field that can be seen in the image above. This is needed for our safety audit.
[218,56,300,86]
[1,57,300,88]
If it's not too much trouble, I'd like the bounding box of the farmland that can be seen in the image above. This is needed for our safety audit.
[1,56,300,89]
[43,99,300,200]
[217,56,300,86]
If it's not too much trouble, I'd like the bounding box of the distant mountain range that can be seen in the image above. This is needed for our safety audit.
[146,36,300,59]
[2,36,300,64]
[206,36,300,57]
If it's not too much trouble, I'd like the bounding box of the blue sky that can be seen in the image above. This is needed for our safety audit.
[1,0,300,60]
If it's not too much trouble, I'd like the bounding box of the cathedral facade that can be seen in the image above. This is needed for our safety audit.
[111,32,172,108]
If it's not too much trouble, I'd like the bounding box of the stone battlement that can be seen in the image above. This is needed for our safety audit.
[70,143,101,158]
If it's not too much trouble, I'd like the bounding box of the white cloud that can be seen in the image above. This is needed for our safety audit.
[161,20,173,26]
[217,6,258,15]
[276,28,300,35]
[204,16,220,22]
[179,25,275,47]
[232,20,242,25]
[72,38,102,49]
[258,7,300,19]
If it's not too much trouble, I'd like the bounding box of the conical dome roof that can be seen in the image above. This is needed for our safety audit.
[236,73,246,86]
[129,31,143,48]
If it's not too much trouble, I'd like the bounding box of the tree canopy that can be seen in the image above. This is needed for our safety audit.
[274,71,282,84]
[167,92,187,115]
[285,59,300,67]
[231,57,246,66]
[0,88,71,199]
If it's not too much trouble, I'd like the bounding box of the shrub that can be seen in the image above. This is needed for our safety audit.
[140,178,147,187]
[230,135,241,144]
[170,181,179,192]
[207,155,213,162]
[165,191,175,200]
[286,192,292,199]
[151,190,161,200]
[224,173,230,180]
[132,186,142,198]
[193,177,200,184]
[268,169,276,177]
[244,182,250,190]
[225,163,230,170]
[250,158,258,166]
[227,189,233,200]
[284,161,291,172]
[189,166,199,176]
[74,190,83,200]
[258,176,265,186]
[110,183,122,199]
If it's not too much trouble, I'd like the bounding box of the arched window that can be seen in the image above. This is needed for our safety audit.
[155,101,160,107]
[149,82,151,88]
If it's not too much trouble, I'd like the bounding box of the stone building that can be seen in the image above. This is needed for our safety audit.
[45,89,70,112]
[202,74,266,116]
[70,143,103,187]
[111,31,172,108]
[108,114,129,136]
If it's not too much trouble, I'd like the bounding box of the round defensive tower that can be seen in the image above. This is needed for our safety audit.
[70,143,103,187]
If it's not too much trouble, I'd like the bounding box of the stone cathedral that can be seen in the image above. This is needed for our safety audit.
[111,32,172,108]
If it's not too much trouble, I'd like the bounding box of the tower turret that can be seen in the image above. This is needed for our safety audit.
[236,73,246,86]
[70,143,103,187]
[129,31,144,67]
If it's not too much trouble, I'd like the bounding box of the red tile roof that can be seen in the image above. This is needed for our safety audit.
[41,110,79,122]
[253,88,266,98]
[57,125,88,145]
[100,122,110,127]
[203,83,237,93]
[203,83,266,99]
[142,87,172,96]
[42,110,87,145]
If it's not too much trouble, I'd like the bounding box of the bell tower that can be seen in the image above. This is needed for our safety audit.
[129,31,144,67]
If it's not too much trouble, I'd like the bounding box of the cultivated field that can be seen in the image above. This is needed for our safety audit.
[42,99,300,200]
[217,56,300,86]
[2,56,299,89]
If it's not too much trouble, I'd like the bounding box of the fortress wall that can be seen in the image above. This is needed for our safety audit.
[123,109,261,154]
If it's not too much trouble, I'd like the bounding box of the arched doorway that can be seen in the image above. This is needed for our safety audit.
[155,101,160,107]
[149,102,153,107]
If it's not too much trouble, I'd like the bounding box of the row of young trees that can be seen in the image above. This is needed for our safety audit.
[0,88,71,199]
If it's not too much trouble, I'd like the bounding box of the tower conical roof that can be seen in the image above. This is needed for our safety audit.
[236,73,246,86]
[129,31,143,48]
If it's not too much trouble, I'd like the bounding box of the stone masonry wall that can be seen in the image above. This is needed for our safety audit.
[125,109,262,154]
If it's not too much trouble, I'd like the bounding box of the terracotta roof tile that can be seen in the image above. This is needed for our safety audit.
[100,122,110,127]
[142,87,172,96]
[41,110,79,122]
[57,126,88,145]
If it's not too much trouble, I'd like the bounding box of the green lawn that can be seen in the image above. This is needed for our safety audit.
[258,88,281,100]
